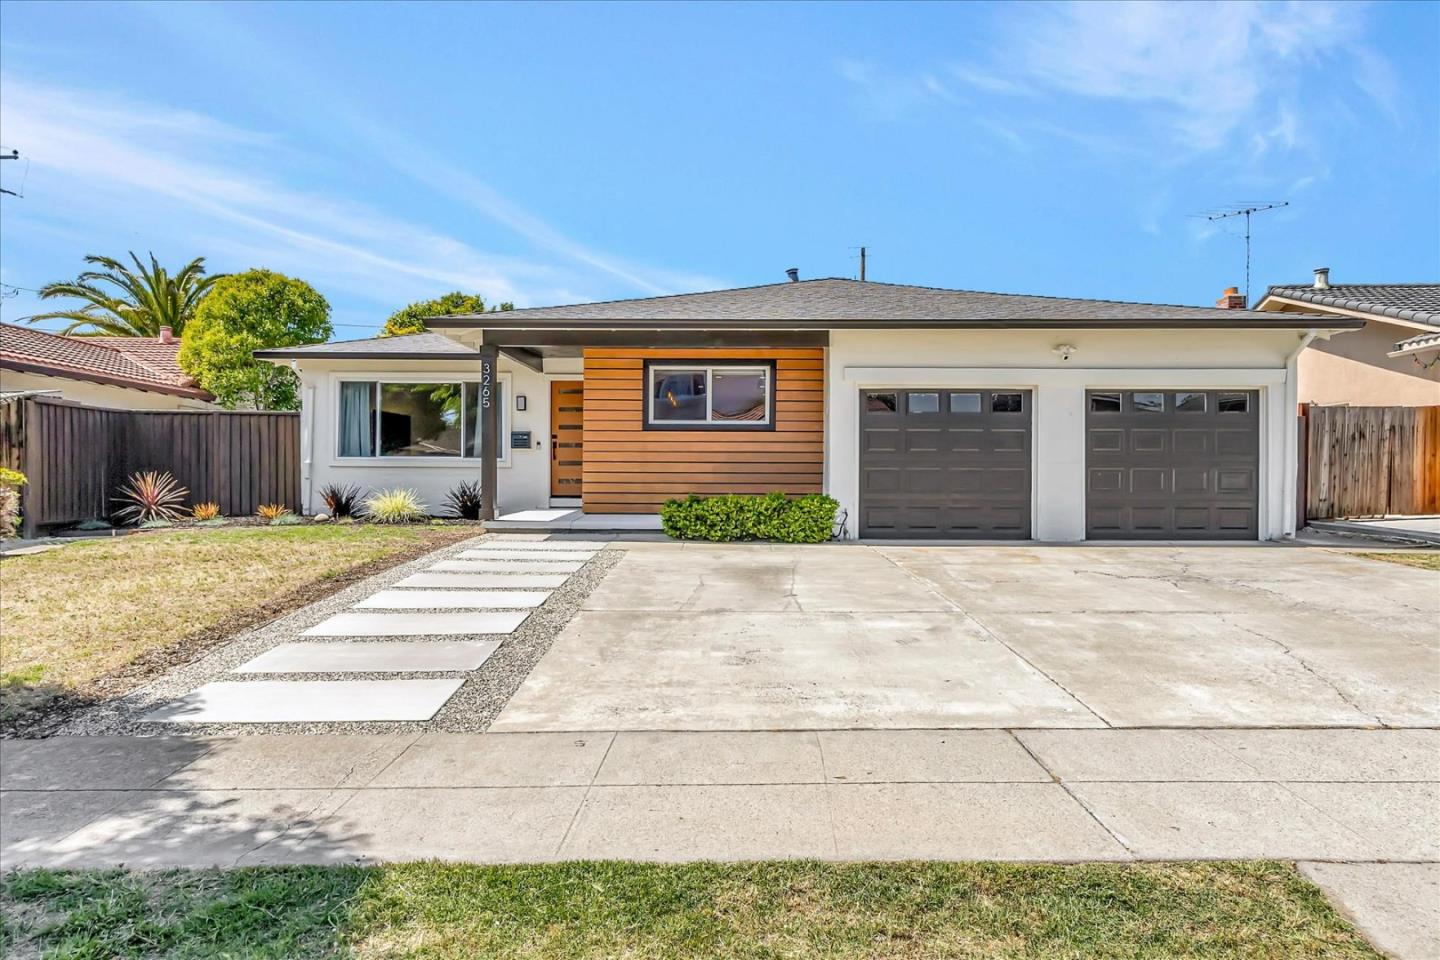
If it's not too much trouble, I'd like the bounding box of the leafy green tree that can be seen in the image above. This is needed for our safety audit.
[381,291,513,337]
[27,252,223,336]
[179,270,331,410]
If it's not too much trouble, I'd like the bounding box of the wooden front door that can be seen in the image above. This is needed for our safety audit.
[550,379,585,498]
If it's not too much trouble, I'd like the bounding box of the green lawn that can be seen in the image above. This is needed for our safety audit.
[0,524,472,731]
[1356,551,1440,571]
[0,861,1379,959]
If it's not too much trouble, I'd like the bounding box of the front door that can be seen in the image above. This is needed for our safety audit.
[550,379,585,498]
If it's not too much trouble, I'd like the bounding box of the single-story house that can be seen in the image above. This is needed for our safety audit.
[256,276,1362,541]
[0,323,214,409]
[1255,271,1440,406]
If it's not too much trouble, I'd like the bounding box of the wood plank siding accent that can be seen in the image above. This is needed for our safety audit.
[581,348,825,513]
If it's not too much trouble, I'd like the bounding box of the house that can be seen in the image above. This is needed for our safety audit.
[256,276,1362,541]
[0,323,214,409]
[1254,271,1440,406]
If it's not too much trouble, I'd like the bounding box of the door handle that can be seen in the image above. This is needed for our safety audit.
[551,434,558,460]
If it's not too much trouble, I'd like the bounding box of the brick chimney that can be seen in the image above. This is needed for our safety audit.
[159,326,174,344]
[1215,286,1246,310]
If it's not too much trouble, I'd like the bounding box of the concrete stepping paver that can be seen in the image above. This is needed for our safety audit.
[480,540,608,551]
[458,549,595,561]
[235,641,501,674]
[142,680,465,724]
[303,611,529,637]
[394,572,570,589]
[430,560,585,574]
[355,589,550,610]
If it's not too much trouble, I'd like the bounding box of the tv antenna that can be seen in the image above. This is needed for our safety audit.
[1205,201,1288,307]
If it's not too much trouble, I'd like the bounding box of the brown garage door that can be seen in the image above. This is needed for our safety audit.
[1085,389,1260,540]
[859,388,1032,539]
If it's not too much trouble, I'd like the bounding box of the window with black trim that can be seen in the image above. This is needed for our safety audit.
[907,392,940,414]
[866,392,897,413]
[949,393,981,413]
[1175,392,1206,412]
[646,363,773,428]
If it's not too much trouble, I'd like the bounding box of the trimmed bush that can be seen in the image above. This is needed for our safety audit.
[661,492,838,544]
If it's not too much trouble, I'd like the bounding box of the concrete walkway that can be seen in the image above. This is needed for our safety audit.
[4,728,1436,954]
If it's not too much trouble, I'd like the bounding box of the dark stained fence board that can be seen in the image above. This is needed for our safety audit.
[0,398,299,531]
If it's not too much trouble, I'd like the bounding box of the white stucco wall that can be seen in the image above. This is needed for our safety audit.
[824,328,1314,542]
[0,369,214,410]
[291,356,567,516]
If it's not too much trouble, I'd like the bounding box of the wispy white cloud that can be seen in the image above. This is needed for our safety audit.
[843,1,1402,161]
[0,76,718,332]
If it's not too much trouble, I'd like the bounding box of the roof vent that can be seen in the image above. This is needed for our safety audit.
[785,267,799,283]
[1313,267,1330,290]
[158,325,174,344]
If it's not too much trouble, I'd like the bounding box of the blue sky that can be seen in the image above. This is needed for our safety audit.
[2,0,1436,338]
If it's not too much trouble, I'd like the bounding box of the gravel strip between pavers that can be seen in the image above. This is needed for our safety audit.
[58,535,622,737]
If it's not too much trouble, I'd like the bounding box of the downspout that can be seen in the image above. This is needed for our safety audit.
[294,359,315,515]
[1280,331,1319,538]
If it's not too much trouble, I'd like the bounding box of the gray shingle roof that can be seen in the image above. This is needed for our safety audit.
[254,332,479,360]
[1392,330,1440,356]
[428,278,1345,327]
[1262,283,1440,328]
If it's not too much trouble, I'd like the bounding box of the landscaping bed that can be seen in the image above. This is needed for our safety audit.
[0,860,1379,959]
[0,525,476,736]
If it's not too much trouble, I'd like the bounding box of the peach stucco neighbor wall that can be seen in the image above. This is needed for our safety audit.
[1299,322,1440,406]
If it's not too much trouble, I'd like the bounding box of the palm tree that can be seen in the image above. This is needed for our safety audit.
[26,252,224,336]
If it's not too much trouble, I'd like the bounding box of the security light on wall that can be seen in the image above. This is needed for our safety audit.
[1052,344,1077,361]
[515,395,527,411]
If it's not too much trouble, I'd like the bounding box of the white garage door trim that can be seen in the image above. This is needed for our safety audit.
[833,366,1286,541]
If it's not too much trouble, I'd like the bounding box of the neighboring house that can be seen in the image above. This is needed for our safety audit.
[0,323,214,409]
[1255,270,1440,406]
[257,277,1361,541]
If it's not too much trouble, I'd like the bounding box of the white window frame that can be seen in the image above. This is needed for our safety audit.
[646,363,773,427]
[333,376,510,465]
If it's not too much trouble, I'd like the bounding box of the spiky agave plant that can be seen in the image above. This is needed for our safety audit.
[443,480,483,520]
[256,503,291,521]
[319,483,363,518]
[191,501,221,521]
[364,488,426,523]
[114,471,188,524]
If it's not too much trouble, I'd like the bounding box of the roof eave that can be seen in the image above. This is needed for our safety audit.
[427,316,1364,331]
[0,357,214,400]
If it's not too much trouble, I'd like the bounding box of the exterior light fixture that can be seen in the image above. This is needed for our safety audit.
[515,395,527,411]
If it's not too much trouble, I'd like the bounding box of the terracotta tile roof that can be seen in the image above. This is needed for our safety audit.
[0,323,211,399]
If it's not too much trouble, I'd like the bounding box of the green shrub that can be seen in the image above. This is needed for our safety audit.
[139,518,173,529]
[364,488,426,524]
[269,513,302,526]
[661,492,838,543]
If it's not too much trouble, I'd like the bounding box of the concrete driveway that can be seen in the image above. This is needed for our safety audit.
[492,543,1440,731]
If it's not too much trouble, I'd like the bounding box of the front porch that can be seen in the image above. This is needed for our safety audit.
[486,508,665,534]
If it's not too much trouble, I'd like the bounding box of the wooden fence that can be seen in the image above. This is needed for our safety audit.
[0,396,299,537]
[1302,404,1440,519]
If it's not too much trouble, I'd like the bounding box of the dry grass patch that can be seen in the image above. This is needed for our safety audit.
[0,525,473,732]
[1356,551,1440,571]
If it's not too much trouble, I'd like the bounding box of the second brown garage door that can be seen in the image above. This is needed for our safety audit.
[859,388,1032,539]
[1085,389,1260,539]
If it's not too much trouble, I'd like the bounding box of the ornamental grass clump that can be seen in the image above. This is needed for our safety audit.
[114,470,188,525]
[256,503,290,521]
[191,501,221,521]
[364,488,426,524]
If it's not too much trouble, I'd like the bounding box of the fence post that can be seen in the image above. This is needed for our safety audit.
[1296,404,1309,530]
[18,399,39,540]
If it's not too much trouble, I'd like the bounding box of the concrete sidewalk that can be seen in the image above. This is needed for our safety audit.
[3,728,1436,865]
[5,728,1437,955]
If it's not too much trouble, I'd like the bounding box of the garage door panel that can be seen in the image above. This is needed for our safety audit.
[860,388,1032,539]
[1085,389,1258,540]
